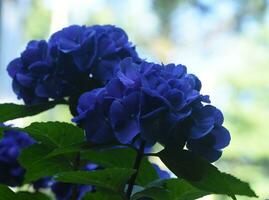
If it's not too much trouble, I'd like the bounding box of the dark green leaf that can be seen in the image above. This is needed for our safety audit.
[24,156,73,182]
[132,187,169,200]
[81,147,159,186]
[44,141,92,159]
[0,101,61,122]
[22,122,85,148]
[19,143,73,183]
[55,168,136,192]
[83,189,124,200]
[163,179,208,199]
[158,149,257,199]
[132,178,208,200]
[0,185,52,200]
[19,144,51,167]
[18,122,85,182]
[0,184,16,200]
[16,191,51,200]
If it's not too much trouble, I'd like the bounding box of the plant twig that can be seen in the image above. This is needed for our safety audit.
[144,153,158,157]
[71,152,80,200]
[126,141,145,199]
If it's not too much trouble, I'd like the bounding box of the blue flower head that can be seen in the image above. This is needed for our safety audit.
[0,129,35,186]
[7,25,140,105]
[49,25,140,82]
[73,58,230,162]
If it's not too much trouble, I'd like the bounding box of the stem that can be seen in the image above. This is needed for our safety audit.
[126,141,145,199]
[71,152,80,200]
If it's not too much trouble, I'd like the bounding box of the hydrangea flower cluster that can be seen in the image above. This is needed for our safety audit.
[7,25,140,105]
[1,23,240,200]
[7,24,230,164]
[73,58,230,162]
[0,127,34,186]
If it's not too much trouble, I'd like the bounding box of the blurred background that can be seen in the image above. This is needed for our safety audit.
[0,0,268,199]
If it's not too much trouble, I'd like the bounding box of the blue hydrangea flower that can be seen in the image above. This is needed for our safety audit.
[73,58,204,144]
[7,40,50,104]
[0,129,35,186]
[185,105,231,162]
[49,25,140,82]
[0,125,53,188]
[73,58,230,162]
[7,25,140,105]
[51,163,98,200]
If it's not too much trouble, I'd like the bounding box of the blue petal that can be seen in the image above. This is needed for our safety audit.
[94,59,119,81]
[109,100,127,124]
[15,73,34,88]
[186,140,222,162]
[115,119,140,144]
[28,61,50,75]
[211,126,231,150]
[106,79,125,98]
[7,58,23,78]
[109,100,140,143]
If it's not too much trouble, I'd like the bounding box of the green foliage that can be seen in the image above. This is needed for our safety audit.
[158,149,258,199]
[0,105,258,199]
[22,122,85,148]
[14,191,51,200]
[0,185,51,200]
[55,168,136,192]
[132,179,208,200]
[0,184,16,200]
[83,189,124,200]
[81,148,159,186]
[20,145,73,182]
[0,101,61,122]
[19,122,85,182]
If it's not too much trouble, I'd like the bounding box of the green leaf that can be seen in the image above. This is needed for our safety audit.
[44,141,92,159]
[0,185,16,200]
[16,191,51,200]
[55,168,136,192]
[163,179,209,199]
[24,156,73,182]
[132,178,208,200]
[19,143,73,183]
[22,122,85,148]
[18,122,85,182]
[83,189,124,200]
[0,101,61,122]
[158,149,258,199]
[81,147,159,186]
[132,187,169,200]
